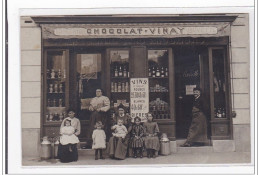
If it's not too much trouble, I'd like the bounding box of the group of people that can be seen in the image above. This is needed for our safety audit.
[56,87,208,163]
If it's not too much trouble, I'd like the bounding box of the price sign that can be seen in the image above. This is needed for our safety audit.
[130,78,149,122]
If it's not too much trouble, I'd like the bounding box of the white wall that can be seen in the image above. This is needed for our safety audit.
[21,17,42,156]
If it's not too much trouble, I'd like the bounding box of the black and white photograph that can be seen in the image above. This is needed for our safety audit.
[4,0,257,174]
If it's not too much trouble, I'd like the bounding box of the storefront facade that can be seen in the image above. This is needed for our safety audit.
[21,14,251,157]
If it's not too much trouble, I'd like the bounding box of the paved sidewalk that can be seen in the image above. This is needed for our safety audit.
[22,152,251,166]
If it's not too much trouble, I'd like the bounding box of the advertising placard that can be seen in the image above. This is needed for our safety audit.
[130,78,149,122]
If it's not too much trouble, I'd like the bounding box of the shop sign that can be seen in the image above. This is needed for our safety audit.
[130,78,149,122]
[42,23,230,39]
[53,27,218,36]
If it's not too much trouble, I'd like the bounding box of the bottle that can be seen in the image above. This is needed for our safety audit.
[59,84,63,93]
[156,67,161,77]
[49,84,53,93]
[217,108,222,118]
[125,82,129,92]
[222,108,226,118]
[152,67,156,77]
[49,113,53,121]
[47,99,51,107]
[59,113,63,121]
[118,82,122,92]
[118,66,123,77]
[161,67,165,77]
[114,82,118,92]
[122,82,125,92]
[148,68,151,77]
[51,69,55,79]
[123,66,127,77]
[59,99,63,107]
[46,114,49,121]
[54,84,58,93]
[63,69,66,79]
[57,69,61,79]
[114,66,118,77]
[46,69,50,79]
[165,67,168,77]
[53,99,57,107]
[111,82,114,92]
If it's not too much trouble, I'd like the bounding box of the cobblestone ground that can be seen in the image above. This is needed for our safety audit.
[22,152,251,166]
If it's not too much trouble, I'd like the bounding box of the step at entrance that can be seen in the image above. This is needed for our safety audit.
[176,146,213,154]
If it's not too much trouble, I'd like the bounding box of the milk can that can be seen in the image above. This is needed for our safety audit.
[160,133,170,156]
[41,136,51,160]
[54,138,60,159]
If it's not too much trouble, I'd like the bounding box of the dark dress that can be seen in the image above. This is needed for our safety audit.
[57,143,78,163]
[107,114,131,160]
[129,124,145,149]
[143,122,160,151]
[186,97,208,144]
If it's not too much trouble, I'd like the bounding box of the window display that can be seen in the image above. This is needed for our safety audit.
[110,50,131,118]
[45,50,68,123]
[148,50,170,119]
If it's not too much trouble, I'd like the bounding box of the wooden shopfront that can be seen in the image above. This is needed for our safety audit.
[33,15,237,145]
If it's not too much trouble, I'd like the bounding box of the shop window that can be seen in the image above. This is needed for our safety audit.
[77,54,102,120]
[212,49,227,118]
[45,50,68,123]
[109,50,131,114]
[148,49,170,119]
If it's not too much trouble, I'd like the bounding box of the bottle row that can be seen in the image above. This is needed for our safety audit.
[48,83,64,93]
[111,81,130,92]
[46,69,66,79]
[47,98,64,107]
[46,112,66,121]
[151,112,171,119]
[214,107,226,118]
[111,65,130,78]
[150,84,168,92]
[149,98,169,111]
[148,66,168,78]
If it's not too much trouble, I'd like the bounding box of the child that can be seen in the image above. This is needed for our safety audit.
[92,121,106,160]
[128,117,145,158]
[60,119,80,152]
[143,113,160,158]
[111,119,128,139]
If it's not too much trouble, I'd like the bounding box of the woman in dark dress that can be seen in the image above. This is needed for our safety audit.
[107,105,131,160]
[181,88,208,147]
[57,109,81,163]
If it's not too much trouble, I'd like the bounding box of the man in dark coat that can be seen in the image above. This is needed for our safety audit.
[181,88,208,147]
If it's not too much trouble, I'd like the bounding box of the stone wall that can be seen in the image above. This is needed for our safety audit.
[230,14,251,152]
[21,17,42,157]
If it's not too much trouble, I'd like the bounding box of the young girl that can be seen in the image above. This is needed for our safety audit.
[143,113,160,158]
[128,117,145,158]
[111,119,128,139]
[60,119,80,152]
[92,121,106,160]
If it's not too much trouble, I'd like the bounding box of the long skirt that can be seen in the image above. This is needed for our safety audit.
[57,143,78,163]
[107,136,129,160]
[144,136,160,151]
[130,137,144,149]
[186,111,208,143]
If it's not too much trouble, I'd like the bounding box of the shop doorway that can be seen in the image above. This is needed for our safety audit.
[175,46,211,139]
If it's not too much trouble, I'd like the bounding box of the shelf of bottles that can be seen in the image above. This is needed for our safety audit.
[148,50,170,119]
[110,50,131,118]
[212,49,227,118]
[45,51,67,122]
